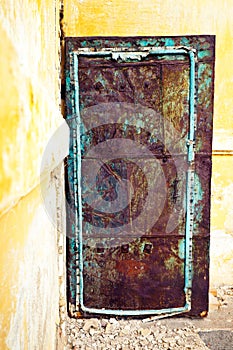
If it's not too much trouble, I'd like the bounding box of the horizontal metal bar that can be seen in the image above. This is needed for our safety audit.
[82,234,187,239]
[74,45,193,54]
[80,303,190,316]
[150,49,189,55]
[75,48,190,58]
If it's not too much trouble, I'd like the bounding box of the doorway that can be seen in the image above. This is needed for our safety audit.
[65,36,215,317]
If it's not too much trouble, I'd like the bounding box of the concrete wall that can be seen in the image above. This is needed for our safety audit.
[63,0,233,288]
[0,1,66,349]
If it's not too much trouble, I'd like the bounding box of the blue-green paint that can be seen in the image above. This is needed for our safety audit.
[118,41,132,48]
[137,38,157,47]
[73,53,85,310]
[198,63,207,75]
[184,169,194,293]
[193,173,203,203]
[80,304,190,316]
[203,77,212,90]
[69,236,78,302]
[188,51,195,163]
[200,41,211,50]
[80,40,88,47]
[84,260,99,269]
[164,38,175,46]
[193,173,204,226]
[149,48,188,55]
[66,75,71,88]
[178,239,185,260]
[180,37,190,45]
[198,50,211,59]
[149,135,158,144]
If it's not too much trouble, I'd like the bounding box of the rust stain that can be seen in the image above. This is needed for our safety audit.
[115,259,149,277]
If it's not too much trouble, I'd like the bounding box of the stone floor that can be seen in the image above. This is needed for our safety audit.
[192,285,233,350]
[65,286,233,350]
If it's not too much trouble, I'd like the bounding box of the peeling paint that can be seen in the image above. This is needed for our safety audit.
[6,179,59,350]
[0,0,62,216]
[112,51,149,61]
[0,0,62,348]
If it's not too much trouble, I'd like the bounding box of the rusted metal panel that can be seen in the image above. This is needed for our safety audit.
[65,36,215,317]
[83,237,186,310]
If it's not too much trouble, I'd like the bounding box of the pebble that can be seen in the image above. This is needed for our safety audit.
[83,318,99,332]
[139,327,151,337]
[105,322,113,334]
[89,328,96,336]
[109,317,119,325]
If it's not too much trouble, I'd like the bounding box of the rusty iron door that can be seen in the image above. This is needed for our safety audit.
[65,36,215,317]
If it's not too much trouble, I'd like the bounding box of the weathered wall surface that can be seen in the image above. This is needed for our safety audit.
[0,0,66,349]
[63,0,233,288]
[0,1,232,348]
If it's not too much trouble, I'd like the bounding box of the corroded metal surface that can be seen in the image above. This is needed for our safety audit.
[65,36,215,317]
[83,237,186,310]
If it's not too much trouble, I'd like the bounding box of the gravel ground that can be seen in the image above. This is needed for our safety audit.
[65,287,233,350]
[65,317,210,350]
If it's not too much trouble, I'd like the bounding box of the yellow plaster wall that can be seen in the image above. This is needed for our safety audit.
[0,0,64,348]
[63,0,233,132]
[0,0,62,215]
[63,0,233,287]
[0,179,59,350]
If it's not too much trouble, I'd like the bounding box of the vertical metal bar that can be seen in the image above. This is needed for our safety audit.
[184,50,196,308]
[184,169,194,308]
[188,51,195,162]
[73,53,84,311]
